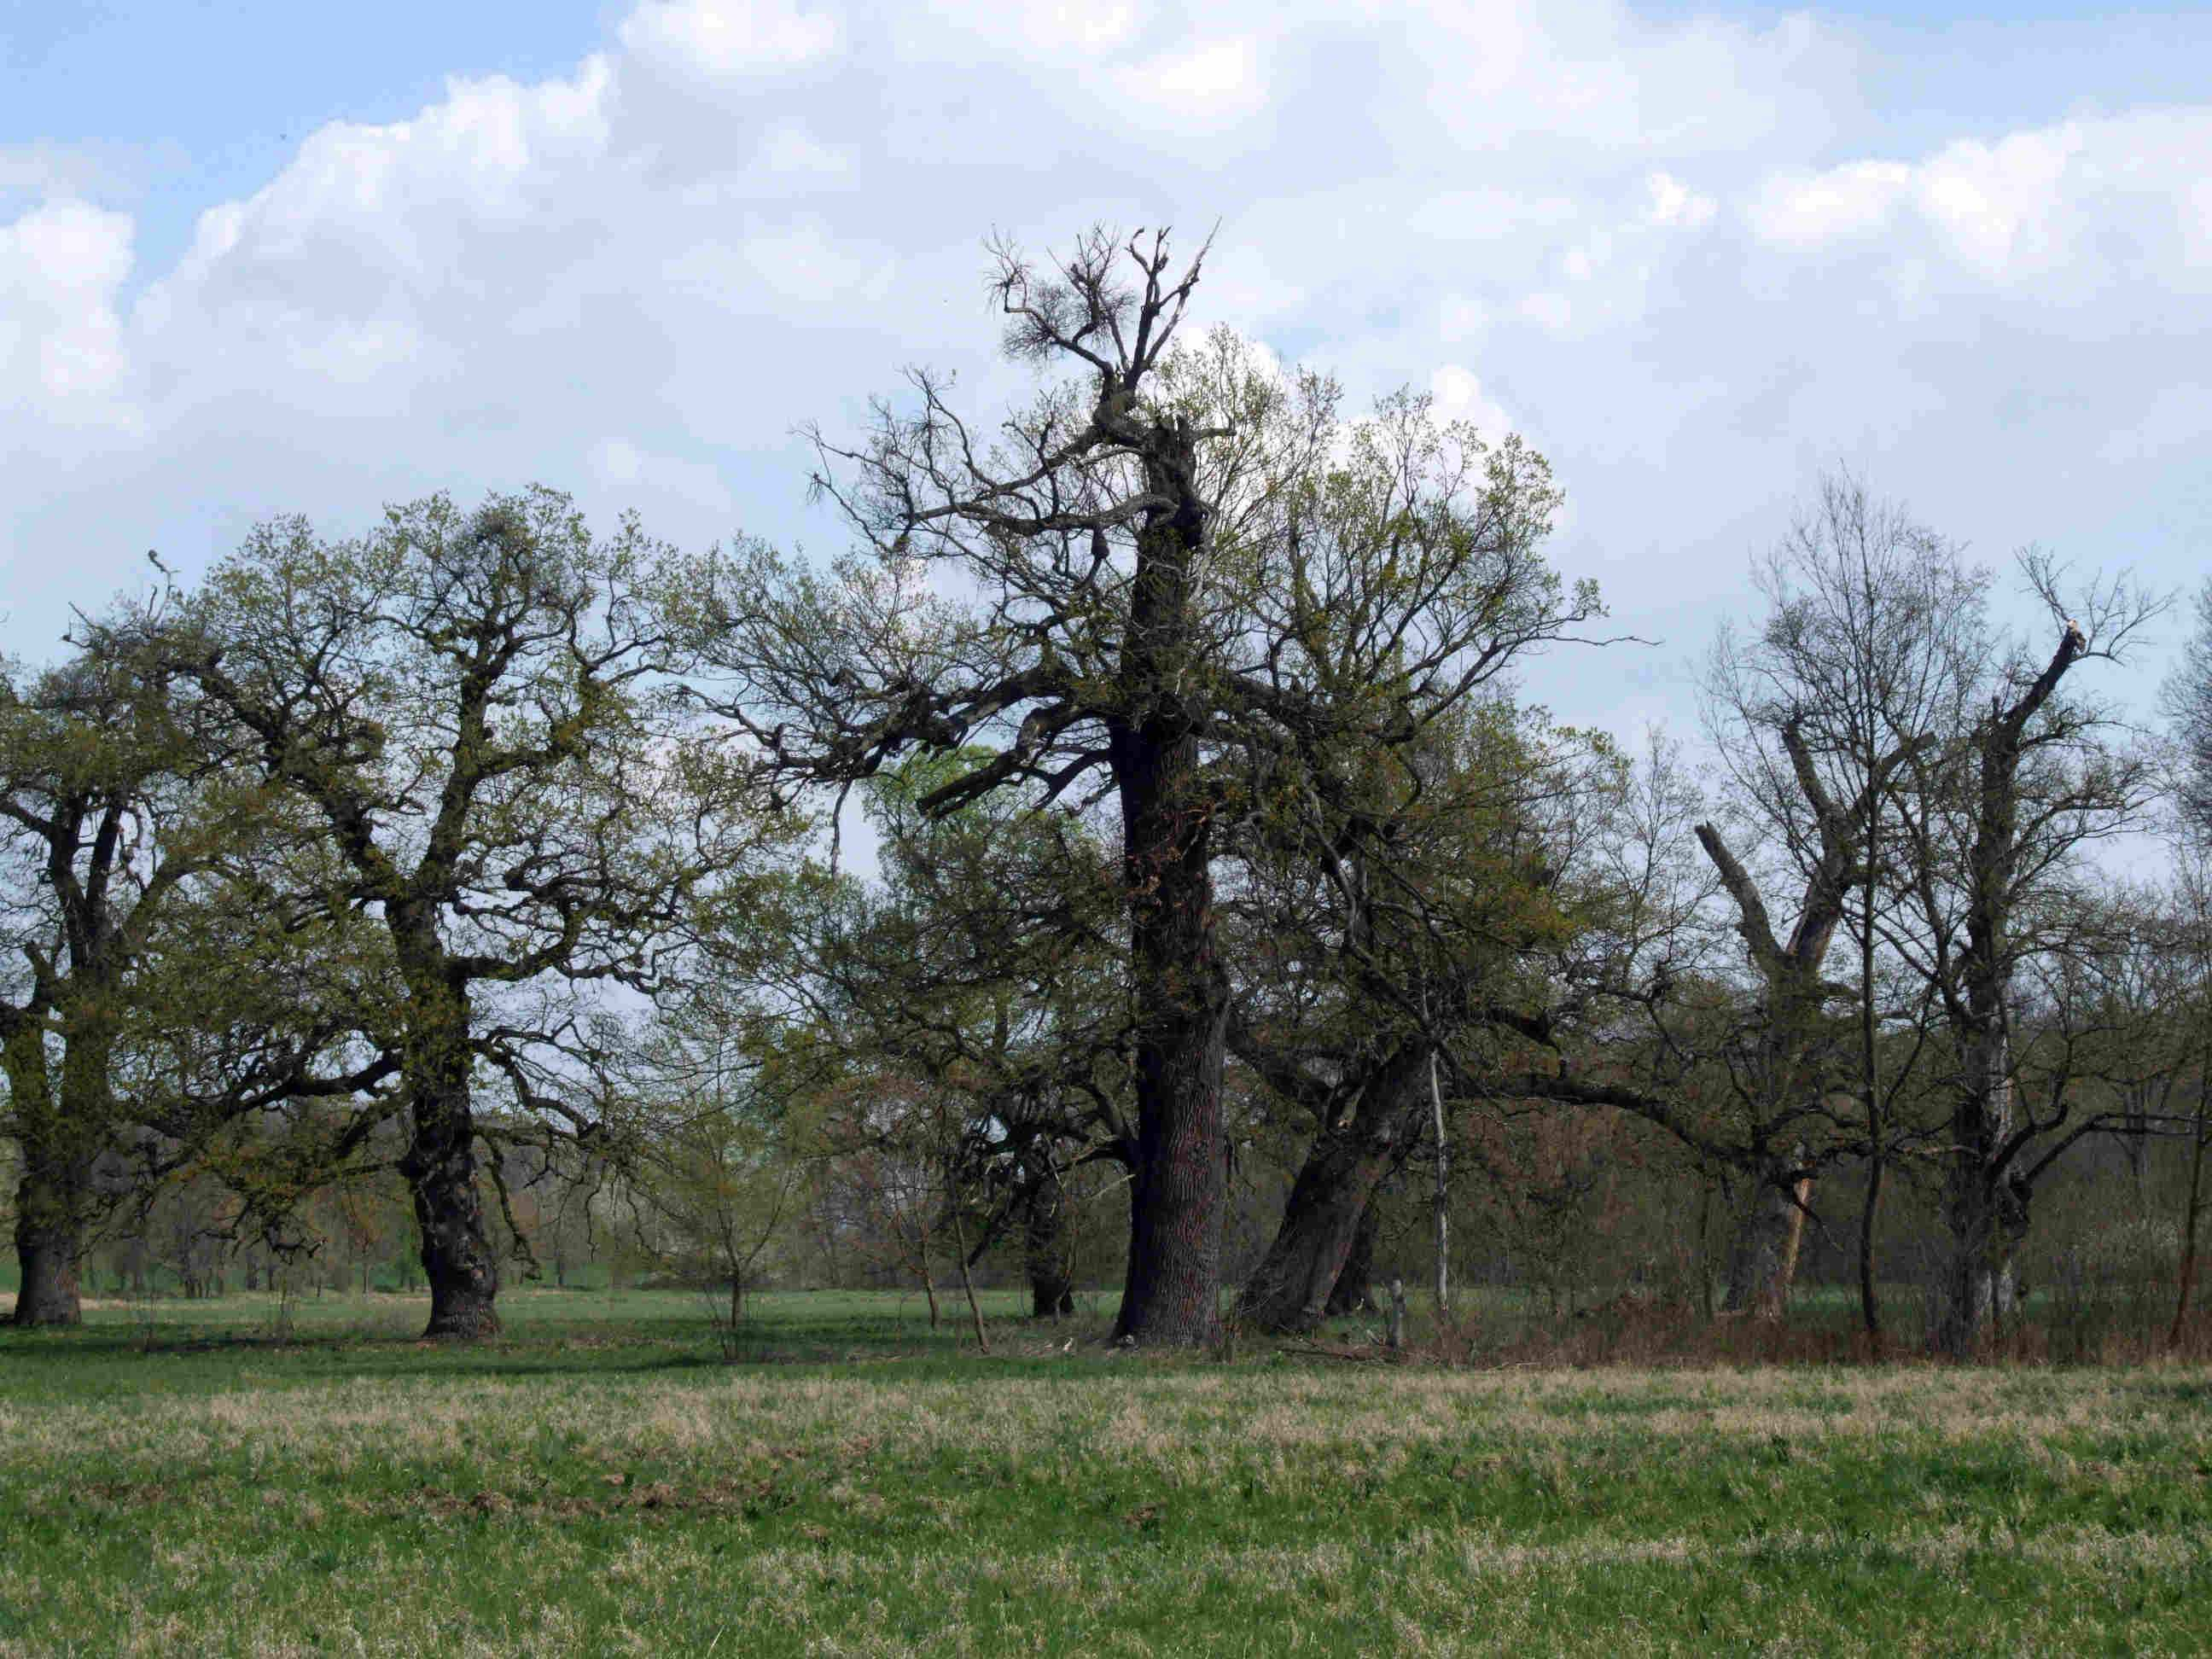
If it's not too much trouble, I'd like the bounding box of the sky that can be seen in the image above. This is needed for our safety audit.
[4,0,2209,756]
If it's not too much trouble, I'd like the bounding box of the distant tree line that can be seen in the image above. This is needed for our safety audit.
[4,228,2207,1359]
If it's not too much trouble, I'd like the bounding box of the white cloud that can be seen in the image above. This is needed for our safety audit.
[2,0,2209,749]
[925,0,1150,55]
[0,199,135,417]
[1109,37,1266,132]
[1428,364,1512,445]
[1749,160,1913,247]
[618,0,839,81]
[1748,110,2212,294]
[1644,172,1714,230]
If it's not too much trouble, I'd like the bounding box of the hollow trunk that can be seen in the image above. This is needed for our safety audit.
[1240,1044,1428,1335]
[1720,1148,1813,1319]
[1025,1179,1075,1318]
[1325,1203,1379,1318]
[402,1077,501,1339]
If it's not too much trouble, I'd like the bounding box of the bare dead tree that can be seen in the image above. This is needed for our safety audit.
[1882,552,2166,1354]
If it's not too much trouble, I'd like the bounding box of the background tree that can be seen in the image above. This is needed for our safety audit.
[625,998,812,1348]
[0,625,383,1324]
[125,487,770,1338]
[2166,576,2212,836]
[800,754,1130,1321]
[1229,701,1592,1333]
[1693,479,1979,1325]
[1881,553,2163,1353]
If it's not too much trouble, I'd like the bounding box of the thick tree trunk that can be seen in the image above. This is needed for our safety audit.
[1931,1027,2023,1357]
[1109,723,1228,1347]
[1240,1045,1428,1335]
[1720,1149,1812,1319]
[393,941,500,1340]
[11,1179,84,1328]
[1025,1179,1075,1318]
[402,1080,501,1340]
[1927,634,2077,1358]
[9,1022,89,1328]
[1326,1203,1380,1318]
[1108,421,1230,1349]
[1933,1177,2024,1358]
[1242,1138,1388,1334]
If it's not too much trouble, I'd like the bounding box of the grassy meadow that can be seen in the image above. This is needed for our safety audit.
[3,1287,2211,1655]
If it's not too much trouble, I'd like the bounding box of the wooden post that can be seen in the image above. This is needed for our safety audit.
[950,1172,989,1355]
[1388,1277,1407,1351]
[1430,1048,1450,1326]
[2172,1064,2209,1350]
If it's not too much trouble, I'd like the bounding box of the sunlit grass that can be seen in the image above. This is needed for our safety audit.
[3,1289,2210,1654]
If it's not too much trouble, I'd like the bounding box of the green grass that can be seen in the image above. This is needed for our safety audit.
[4,1289,2212,1655]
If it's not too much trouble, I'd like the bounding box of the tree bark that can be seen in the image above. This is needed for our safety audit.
[2170,1066,2208,1349]
[8,1017,89,1328]
[1931,1027,2026,1357]
[1106,419,1232,1349]
[1430,1047,1450,1324]
[1720,1149,1813,1319]
[1325,1202,1380,1318]
[1925,627,2082,1358]
[949,1184,989,1355]
[394,937,501,1340]
[1858,827,1885,1342]
[10,1172,84,1328]
[401,1080,501,1340]
[1025,1178,1075,1318]
[1239,1044,1428,1334]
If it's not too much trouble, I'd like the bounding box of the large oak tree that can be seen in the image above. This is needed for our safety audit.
[691,230,1596,1344]
[131,488,766,1337]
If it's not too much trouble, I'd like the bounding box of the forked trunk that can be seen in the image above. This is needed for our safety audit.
[1241,1045,1428,1334]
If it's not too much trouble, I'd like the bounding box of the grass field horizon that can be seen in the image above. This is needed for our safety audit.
[6,1289,2212,1654]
